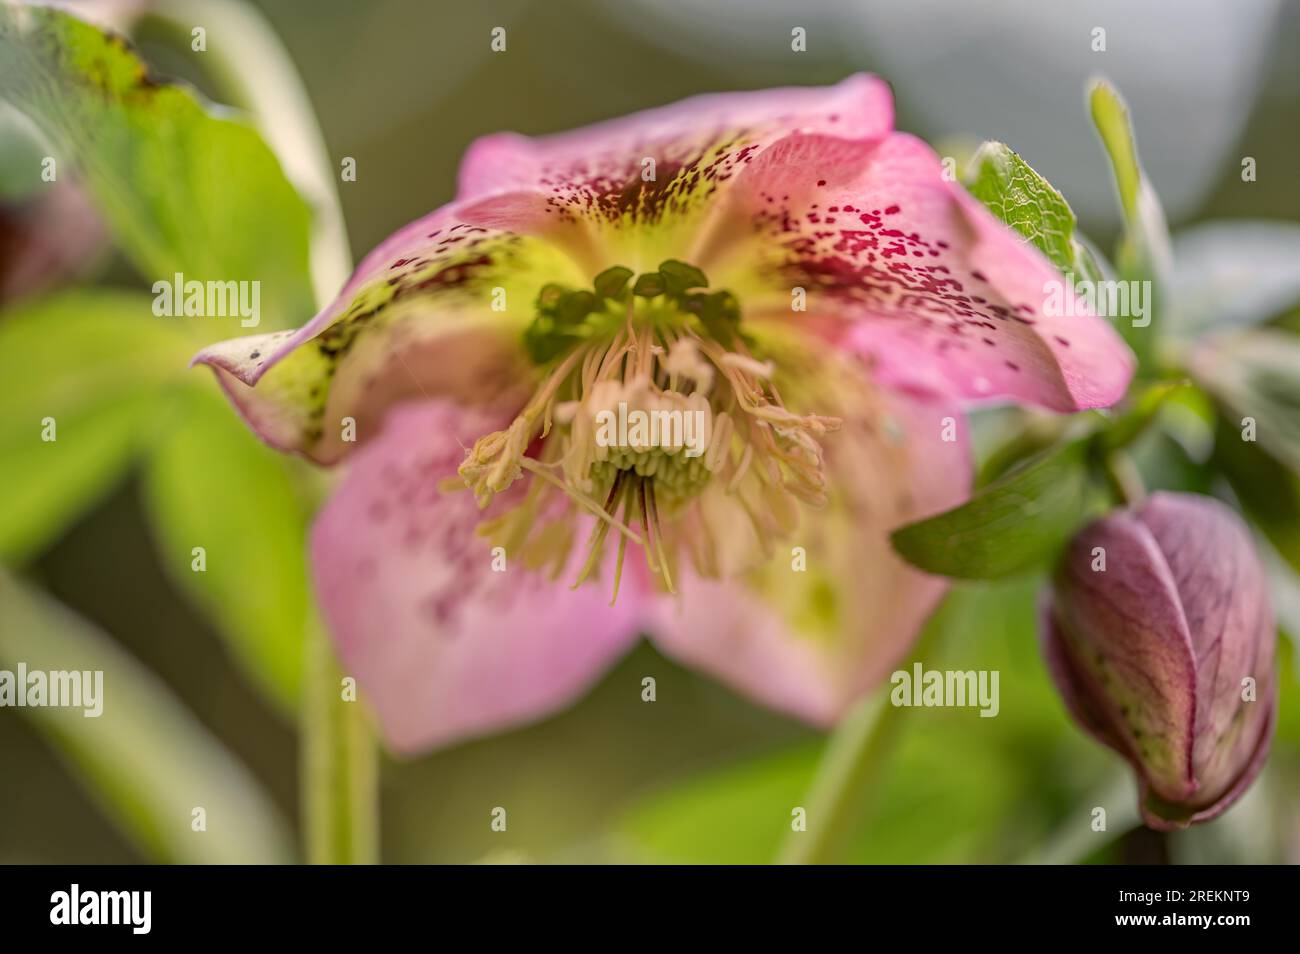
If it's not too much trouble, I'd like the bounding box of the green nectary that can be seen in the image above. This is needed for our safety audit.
[522,260,740,365]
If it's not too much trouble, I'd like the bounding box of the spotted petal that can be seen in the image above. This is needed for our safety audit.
[311,399,647,753]
[457,74,895,269]
[196,75,1124,465]
[648,384,971,723]
[703,131,1134,411]
[192,195,585,463]
[193,77,894,463]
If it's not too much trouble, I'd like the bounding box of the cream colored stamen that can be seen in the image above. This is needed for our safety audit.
[458,297,840,597]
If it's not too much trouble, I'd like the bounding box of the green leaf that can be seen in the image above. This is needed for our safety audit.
[1170,220,1300,337]
[617,745,816,864]
[0,4,314,331]
[0,570,295,863]
[1097,379,1188,452]
[1128,429,1213,498]
[892,439,1108,579]
[1088,79,1172,358]
[618,581,1093,864]
[0,102,48,201]
[621,738,1024,864]
[1191,329,1300,475]
[141,384,309,710]
[0,290,190,563]
[1090,83,1143,223]
[965,141,1099,281]
[1213,413,1300,577]
[972,409,1069,488]
[976,382,1183,490]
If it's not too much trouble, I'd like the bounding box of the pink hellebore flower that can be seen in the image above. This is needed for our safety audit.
[195,76,1132,753]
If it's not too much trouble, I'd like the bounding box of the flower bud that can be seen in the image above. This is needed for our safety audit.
[1042,492,1276,830]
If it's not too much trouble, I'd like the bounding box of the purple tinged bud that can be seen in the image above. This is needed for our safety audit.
[1042,492,1276,830]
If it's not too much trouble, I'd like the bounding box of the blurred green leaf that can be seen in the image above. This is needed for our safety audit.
[0,4,314,331]
[618,738,1024,868]
[1192,330,1300,474]
[1212,414,1300,576]
[618,581,1106,864]
[1271,605,1300,746]
[1089,80,1171,273]
[973,411,1067,488]
[1170,221,1300,337]
[974,382,1179,490]
[1097,380,1187,452]
[892,439,1107,579]
[1089,79,1171,361]
[0,102,47,201]
[1089,83,1142,223]
[1129,429,1213,498]
[0,290,189,563]
[965,141,1100,281]
[141,385,309,710]
[1015,773,1137,865]
[0,569,295,863]
[616,745,817,864]
[618,738,1029,864]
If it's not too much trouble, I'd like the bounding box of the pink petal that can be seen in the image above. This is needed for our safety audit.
[1134,494,1277,809]
[311,399,646,753]
[1040,609,1129,755]
[647,388,971,723]
[1046,493,1277,828]
[1041,606,1272,832]
[191,77,895,463]
[196,75,1128,471]
[709,131,1134,411]
[457,75,894,267]
[1048,508,1199,800]
[1148,704,1274,831]
[458,74,893,201]
[191,195,585,463]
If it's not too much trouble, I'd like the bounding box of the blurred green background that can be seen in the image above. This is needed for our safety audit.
[2,0,1298,864]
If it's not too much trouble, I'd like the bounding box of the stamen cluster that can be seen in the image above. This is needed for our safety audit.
[459,261,839,598]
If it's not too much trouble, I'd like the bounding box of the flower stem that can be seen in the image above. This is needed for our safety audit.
[778,609,952,865]
[1101,449,1145,506]
[776,689,901,865]
[148,0,373,863]
[1015,772,1138,864]
[302,613,378,864]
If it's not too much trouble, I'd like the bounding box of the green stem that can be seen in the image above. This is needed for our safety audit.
[302,614,378,864]
[1101,449,1145,506]
[778,606,955,865]
[1015,772,1139,864]
[776,689,902,865]
[147,0,372,864]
